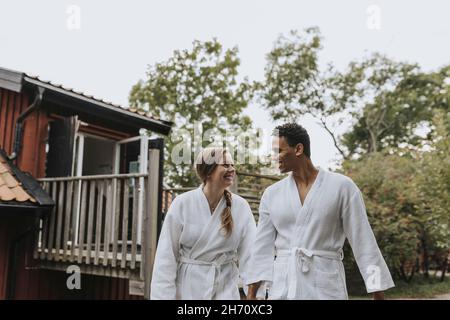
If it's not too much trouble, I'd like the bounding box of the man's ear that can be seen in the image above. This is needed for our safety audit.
[295,143,304,157]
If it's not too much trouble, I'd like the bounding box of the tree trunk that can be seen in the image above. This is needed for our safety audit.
[440,250,449,282]
[368,130,378,153]
[421,234,430,279]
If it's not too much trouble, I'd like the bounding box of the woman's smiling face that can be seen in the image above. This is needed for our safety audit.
[207,152,235,188]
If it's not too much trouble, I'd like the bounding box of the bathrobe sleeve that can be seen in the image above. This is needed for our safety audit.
[246,192,277,298]
[150,199,183,299]
[236,201,260,297]
[342,185,395,293]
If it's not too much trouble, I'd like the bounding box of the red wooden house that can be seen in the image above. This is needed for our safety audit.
[0,66,172,299]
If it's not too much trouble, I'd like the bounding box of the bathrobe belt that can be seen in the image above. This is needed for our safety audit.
[179,253,237,299]
[276,247,344,299]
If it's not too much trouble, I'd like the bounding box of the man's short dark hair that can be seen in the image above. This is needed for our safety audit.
[273,123,311,158]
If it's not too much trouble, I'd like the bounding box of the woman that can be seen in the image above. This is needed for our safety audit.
[150,147,258,299]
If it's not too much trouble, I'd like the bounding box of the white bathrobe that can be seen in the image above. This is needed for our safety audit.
[248,168,395,300]
[150,187,257,300]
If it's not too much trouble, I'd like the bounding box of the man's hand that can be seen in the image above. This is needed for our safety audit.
[247,282,262,300]
[373,291,385,300]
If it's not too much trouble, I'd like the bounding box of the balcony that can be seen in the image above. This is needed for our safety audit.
[34,149,161,298]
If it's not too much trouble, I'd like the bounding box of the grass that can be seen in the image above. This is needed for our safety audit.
[350,276,450,300]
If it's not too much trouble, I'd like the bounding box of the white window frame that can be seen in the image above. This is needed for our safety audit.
[114,133,149,245]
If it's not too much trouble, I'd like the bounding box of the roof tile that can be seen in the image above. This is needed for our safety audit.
[2,172,19,188]
[0,184,15,201]
[0,153,36,203]
[11,185,34,202]
[0,161,9,174]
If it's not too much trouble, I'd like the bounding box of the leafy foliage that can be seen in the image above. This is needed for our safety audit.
[129,39,254,187]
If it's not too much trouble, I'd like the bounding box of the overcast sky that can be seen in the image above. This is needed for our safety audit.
[1,0,449,169]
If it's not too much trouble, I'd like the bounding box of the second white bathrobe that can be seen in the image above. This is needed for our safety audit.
[150,187,257,300]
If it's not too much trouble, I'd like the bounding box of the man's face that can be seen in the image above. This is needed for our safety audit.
[272,136,300,173]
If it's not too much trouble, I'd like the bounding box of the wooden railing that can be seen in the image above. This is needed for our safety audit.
[162,171,281,220]
[234,172,281,218]
[35,150,160,299]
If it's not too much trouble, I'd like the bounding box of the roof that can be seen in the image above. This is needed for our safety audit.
[0,149,54,209]
[0,67,173,135]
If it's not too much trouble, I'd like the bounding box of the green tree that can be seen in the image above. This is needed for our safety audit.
[342,113,450,282]
[258,27,449,160]
[343,65,449,155]
[342,153,421,282]
[258,27,360,159]
[129,39,254,187]
[413,110,450,279]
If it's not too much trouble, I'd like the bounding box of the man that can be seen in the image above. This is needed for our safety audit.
[247,123,394,300]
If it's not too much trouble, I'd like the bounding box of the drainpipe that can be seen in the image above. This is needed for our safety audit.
[8,86,45,161]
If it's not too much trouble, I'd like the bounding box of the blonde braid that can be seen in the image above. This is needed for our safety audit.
[220,189,233,237]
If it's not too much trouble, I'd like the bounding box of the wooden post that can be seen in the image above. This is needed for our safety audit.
[103,179,112,266]
[112,178,121,268]
[62,180,73,262]
[77,180,88,264]
[130,180,139,269]
[54,181,65,261]
[46,181,57,260]
[121,181,129,269]
[86,180,96,265]
[143,148,160,300]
